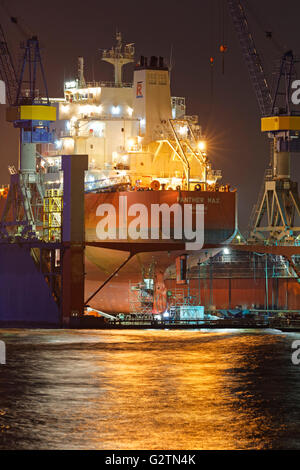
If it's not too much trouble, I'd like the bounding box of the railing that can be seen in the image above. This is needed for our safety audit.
[106,318,270,328]
[69,80,133,89]
[270,318,300,330]
[102,51,134,61]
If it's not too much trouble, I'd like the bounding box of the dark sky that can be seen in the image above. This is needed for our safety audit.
[0,0,300,230]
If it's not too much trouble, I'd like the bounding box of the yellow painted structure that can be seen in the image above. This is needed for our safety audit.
[6,105,56,122]
[261,116,300,132]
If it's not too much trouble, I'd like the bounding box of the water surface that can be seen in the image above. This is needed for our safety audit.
[0,328,299,449]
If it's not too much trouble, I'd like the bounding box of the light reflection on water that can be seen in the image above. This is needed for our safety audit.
[0,328,300,449]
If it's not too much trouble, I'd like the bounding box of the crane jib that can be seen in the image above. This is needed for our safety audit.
[227,0,273,117]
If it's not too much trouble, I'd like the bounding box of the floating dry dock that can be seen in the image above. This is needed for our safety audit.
[0,31,299,327]
[0,154,299,328]
[0,173,299,329]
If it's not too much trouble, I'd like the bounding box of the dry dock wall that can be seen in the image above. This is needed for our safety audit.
[165,278,300,311]
[0,245,60,326]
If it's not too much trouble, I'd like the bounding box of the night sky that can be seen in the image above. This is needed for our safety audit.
[0,0,299,230]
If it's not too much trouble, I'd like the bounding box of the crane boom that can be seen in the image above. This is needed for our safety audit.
[227,0,272,116]
[0,23,17,105]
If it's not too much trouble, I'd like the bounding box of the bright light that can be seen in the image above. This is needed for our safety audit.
[66,121,70,131]
[61,104,70,113]
[55,140,62,149]
[127,138,135,150]
[223,248,230,255]
[81,104,93,115]
[63,138,74,151]
[111,105,121,115]
[127,106,133,116]
[86,175,95,190]
[140,118,146,127]
[112,151,118,161]
[122,154,128,162]
[197,141,206,151]
[65,81,77,89]
[179,125,188,136]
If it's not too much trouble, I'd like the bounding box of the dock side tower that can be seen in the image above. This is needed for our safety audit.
[228,0,300,243]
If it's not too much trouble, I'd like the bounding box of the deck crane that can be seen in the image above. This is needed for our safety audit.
[227,0,300,243]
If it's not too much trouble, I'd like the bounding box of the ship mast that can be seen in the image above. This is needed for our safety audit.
[77,56,86,87]
[102,32,134,86]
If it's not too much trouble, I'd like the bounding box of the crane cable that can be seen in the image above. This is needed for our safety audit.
[209,0,215,108]
[207,0,216,128]
[219,0,228,74]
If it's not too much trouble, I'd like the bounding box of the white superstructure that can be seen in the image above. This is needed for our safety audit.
[40,33,224,193]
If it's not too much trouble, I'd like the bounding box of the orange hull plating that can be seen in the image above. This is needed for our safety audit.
[84,190,237,313]
[165,278,300,311]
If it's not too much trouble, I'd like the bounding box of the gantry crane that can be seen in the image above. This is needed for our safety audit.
[0,10,56,238]
[0,6,55,163]
[227,0,300,244]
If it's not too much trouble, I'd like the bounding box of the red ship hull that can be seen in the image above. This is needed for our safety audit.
[84,190,237,313]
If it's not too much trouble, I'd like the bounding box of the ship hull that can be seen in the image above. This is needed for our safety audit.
[84,190,237,313]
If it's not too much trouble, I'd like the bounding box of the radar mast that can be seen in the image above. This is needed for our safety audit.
[102,32,135,86]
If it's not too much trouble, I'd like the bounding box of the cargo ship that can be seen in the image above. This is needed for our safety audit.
[2,33,237,315]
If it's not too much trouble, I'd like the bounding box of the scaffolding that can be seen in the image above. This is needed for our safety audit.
[129,280,154,315]
[128,261,157,315]
[43,189,62,242]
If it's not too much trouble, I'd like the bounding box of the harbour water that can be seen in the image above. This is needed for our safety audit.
[0,328,300,450]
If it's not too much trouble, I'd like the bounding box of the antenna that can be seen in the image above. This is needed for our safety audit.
[169,44,174,81]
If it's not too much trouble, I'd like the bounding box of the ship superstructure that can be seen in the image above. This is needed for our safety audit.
[40,33,225,197]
